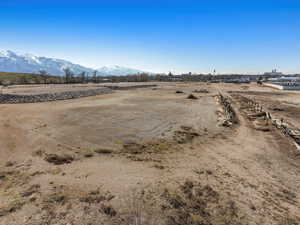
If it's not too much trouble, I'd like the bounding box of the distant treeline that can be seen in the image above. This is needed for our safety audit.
[0,71,155,85]
[0,72,63,85]
[0,69,297,85]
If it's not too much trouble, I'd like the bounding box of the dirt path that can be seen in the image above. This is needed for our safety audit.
[155,94,300,224]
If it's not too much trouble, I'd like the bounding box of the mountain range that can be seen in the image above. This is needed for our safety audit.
[0,50,146,76]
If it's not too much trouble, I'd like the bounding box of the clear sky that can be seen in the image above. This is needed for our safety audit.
[0,0,299,74]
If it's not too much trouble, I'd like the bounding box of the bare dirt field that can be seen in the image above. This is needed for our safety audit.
[1,83,158,95]
[0,82,299,225]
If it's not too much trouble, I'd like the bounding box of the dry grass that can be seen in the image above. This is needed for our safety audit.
[116,192,164,225]
[112,180,248,225]
[161,181,248,225]
[44,153,74,165]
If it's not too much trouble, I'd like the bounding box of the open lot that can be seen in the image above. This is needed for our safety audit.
[0,82,299,225]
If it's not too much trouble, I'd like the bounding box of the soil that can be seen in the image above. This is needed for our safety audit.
[0,82,299,225]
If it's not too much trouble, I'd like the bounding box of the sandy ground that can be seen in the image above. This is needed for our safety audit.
[0,82,299,225]
[1,82,158,95]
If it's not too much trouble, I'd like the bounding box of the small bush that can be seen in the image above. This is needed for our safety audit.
[187,94,198,99]
[44,154,74,165]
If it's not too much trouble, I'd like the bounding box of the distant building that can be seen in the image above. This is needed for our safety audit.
[264,69,283,76]
[264,75,300,90]
[268,77,300,82]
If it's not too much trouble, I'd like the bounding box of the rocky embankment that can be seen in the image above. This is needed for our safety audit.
[0,84,158,104]
[0,88,113,104]
[105,84,157,90]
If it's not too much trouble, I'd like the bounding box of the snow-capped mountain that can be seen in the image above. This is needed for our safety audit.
[97,65,145,76]
[0,50,146,76]
[0,50,94,76]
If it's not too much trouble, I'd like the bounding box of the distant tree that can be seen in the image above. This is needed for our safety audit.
[39,70,48,76]
[39,70,48,84]
[18,76,28,84]
[33,76,41,84]
[85,72,90,83]
[139,73,149,82]
[63,68,74,83]
[257,76,263,85]
[92,70,98,83]
[79,72,86,83]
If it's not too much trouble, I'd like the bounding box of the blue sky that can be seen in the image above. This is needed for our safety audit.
[0,0,300,74]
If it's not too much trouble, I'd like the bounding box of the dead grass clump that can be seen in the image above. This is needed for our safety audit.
[123,140,173,155]
[84,152,94,158]
[154,164,165,170]
[44,154,74,165]
[270,107,284,111]
[32,149,45,157]
[78,188,115,204]
[123,142,145,154]
[79,195,106,204]
[240,86,249,90]
[100,204,117,217]
[116,192,164,225]
[5,161,15,167]
[48,168,63,175]
[173,126,200,144]
[126,154,163,163]
[277,188,297,203]
[44,192,68,205]
[163,180,247,225]
[79,190,107,204]
[21,184,40,197]
[280,216,300,225]
[164,190,186,209]
[94,148,114,154]
[148,141,172,153]
[39,182,247,225]
[187,94,198,99]
[0,170,31,190]
[0,170,14,180]
[0,200,25,217]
